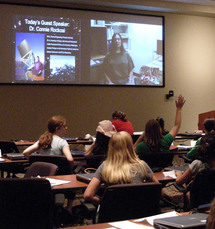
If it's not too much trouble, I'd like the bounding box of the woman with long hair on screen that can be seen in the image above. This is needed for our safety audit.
[135,95,185,156]
[103,33,135,85]
[84,131,159,204]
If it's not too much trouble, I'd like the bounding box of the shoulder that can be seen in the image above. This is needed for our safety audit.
[53,136,68,146]
[189,160,203,174]
[162,133,174,144]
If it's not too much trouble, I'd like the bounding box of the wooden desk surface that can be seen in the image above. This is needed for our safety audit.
[48,172,175,193]
[0,157,28,164]
[15,140,36,146]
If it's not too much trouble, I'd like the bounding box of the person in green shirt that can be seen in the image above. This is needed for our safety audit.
[186,118,215,160]
[135,95,185,156]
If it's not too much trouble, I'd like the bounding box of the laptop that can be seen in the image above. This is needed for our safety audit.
[6,153,25,160]
[154,213,208,229]
[71,150,85,157]
[76,173,95,184]
[0,141,26,160]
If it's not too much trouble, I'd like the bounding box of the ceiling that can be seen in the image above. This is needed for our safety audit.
[2,0,215,17]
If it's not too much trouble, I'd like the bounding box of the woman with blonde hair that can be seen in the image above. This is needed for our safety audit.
[84,131,159,204]
[23,115,74,171]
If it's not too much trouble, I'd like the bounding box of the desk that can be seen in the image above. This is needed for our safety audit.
[0,158,29,177]
[15,140,36,146]
[48,172,175,194]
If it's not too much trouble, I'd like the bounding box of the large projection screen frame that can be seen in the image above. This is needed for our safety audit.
[0,3,165,87]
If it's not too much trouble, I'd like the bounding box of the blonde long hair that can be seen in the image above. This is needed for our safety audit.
[102,131,148,184]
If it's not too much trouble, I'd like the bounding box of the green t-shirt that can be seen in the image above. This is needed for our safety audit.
[186,137,201,160]
[136,133,174,155]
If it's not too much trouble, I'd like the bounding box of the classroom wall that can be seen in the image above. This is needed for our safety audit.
[1,2,215,140]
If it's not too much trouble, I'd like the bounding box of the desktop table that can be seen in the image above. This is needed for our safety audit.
[0,157,29,177]
[48,172,175,194]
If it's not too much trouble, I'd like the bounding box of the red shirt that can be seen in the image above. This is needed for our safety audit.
[112,119,134,135]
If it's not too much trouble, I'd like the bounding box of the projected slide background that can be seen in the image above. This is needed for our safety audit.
[0,4,164,86]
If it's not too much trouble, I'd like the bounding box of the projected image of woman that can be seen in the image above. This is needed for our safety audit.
[103,33,134,84]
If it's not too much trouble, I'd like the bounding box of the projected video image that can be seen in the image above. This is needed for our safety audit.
[0,4,164,86]
[90,20,163,86]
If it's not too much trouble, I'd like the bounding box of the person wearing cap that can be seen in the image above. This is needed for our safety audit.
[84,120,117,168]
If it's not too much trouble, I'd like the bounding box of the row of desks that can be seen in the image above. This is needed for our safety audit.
[49,172,175,194]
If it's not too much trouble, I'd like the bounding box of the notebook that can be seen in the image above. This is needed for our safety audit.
[153,213,208,229]
[76,173,95,183]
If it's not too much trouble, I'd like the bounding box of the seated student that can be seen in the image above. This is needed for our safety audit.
[176,132,215,194]
[135,95,185,155]
[84,131,159,204]
[112,110,134,135]
[84,120,116,168]
[23,115,74,172]
[186,118,215,160]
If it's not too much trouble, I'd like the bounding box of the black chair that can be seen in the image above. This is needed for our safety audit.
[95,182,162,223]
[86,154,106,169]
[29,154,72,175]
[24,161,58,178]
[138,151,174,172]
[190,168,215,209]
[0,178,53,229]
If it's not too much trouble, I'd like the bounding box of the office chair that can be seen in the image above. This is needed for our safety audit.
[190,168,215,209]
[91,182,162,223]
[138,151,174,172]
[0,178,53,229]
[29,154,73,175]
[24,161,58,178]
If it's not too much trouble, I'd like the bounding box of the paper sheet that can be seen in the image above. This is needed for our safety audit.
[163,170,176,179]
[0,158,5,161]
[46,178,71,186]
[134,211,178,225]
[110,220,152,228]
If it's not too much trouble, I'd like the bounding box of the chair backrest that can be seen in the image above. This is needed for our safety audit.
[29,154,72,175]
[190,168,215,209]
[97,182,162,223]
[24,161,58,178]
[138,151,174,171]
[0,140,19,156]
[86,154,106,169]
[0,178,53,229]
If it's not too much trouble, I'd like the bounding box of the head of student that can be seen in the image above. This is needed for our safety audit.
[144,119,163,152]
[198,132,215,164]
[47,115,67,134]
[103,131,148,183]
[110,33,125,54]
[203,118,215,134]
[107,131,136,162]
[92,120,116,155]
[39,115,67,149]
[112,110,127,122]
